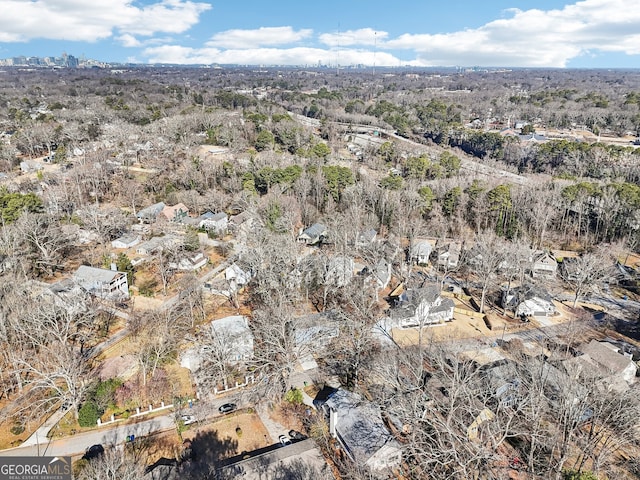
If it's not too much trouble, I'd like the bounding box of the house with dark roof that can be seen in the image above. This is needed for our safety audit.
[319,389,402,473]
[297,223,327,245]
[390,285,455,327]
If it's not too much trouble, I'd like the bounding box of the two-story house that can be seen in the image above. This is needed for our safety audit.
[73,265,129,299]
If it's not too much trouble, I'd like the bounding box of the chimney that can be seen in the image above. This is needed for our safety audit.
[110,263,117,271]
[329,407,338,437]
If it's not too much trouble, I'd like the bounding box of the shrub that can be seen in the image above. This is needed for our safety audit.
[10,424,24,435]
[284,388,304,405]
[563,470,599,480]
[235,427,243,437]
[78,400,102,427]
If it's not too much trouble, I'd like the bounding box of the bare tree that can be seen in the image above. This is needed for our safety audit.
[560,247,616,308]
[465,231,508,314]
[13,212,70,275]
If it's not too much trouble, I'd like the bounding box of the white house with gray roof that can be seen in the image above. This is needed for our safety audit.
[198,211,228,233]
[73,265,129,299]
[409,239,433,265]
[136,202,165,223]
[111,233,141,249]
[298,223,327,245]
[390,285,455,327]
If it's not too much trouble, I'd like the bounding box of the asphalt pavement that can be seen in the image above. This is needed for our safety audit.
[0,414,176,458]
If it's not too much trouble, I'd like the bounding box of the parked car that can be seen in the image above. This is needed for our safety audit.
[218,403,237,414]
[82,444,104,460]
[288,430,307,441]
[279,435,291,446]
[180,414,196,425]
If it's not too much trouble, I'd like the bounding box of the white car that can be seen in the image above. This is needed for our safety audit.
[279,435,291,446]
[180,414,196,425]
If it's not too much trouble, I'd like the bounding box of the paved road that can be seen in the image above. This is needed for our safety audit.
[2,392,247,458]
[0,414,176,458]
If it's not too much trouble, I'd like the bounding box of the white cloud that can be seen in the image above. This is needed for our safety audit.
[117,34,142,48]
[143,45,402,66]
[206,27,313,49]
[0,0,210,42]
[383,0,640,67]
[319,28,388,47]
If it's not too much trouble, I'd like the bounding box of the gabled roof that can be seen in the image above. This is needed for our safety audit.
[211,212,228,221]
[162,203,189,219]
[302,223,327,238]
[581,340,636,375]
[357,229,377,244]
[324,389,400,465]
[112,233,139,246]
[410,239,433,257]
[74,265,122,286]
[137,202,165,218]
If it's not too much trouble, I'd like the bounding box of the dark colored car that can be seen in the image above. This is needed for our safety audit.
[218,403,237,414]
[82,444,105,460]
[288,430,307,441]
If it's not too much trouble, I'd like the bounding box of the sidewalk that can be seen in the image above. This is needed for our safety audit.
[21,410,67,447]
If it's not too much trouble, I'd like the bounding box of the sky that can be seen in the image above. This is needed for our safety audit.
[1,0,640,68]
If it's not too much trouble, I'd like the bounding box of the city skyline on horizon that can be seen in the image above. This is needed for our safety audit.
[1,1,640,69]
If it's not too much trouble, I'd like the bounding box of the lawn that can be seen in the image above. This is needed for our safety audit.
[182,411,271,462]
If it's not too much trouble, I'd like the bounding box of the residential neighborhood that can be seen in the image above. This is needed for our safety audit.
[0,62,639,480]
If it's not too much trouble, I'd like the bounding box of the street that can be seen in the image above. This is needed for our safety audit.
[0,414,175,458]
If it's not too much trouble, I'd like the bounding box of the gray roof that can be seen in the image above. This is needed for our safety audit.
[113,233,139,245]
[137,202,165,218]
[302,223,327,238]
[73,266,124,293]
[357,229,377,244]
[325,389,400,465]
[74,265,121,283]
[581,340,635,375]
[411,240,432,257]
[217,439,333,479]
[392,286,455,320]
[502,284,553,309]
[211,212,228,221]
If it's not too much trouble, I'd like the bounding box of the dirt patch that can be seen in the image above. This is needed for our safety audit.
[98,354,138,381]
[268,403,307,434]
[183,411,270,461]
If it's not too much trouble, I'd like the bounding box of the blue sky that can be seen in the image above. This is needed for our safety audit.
[1,0,639,68]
